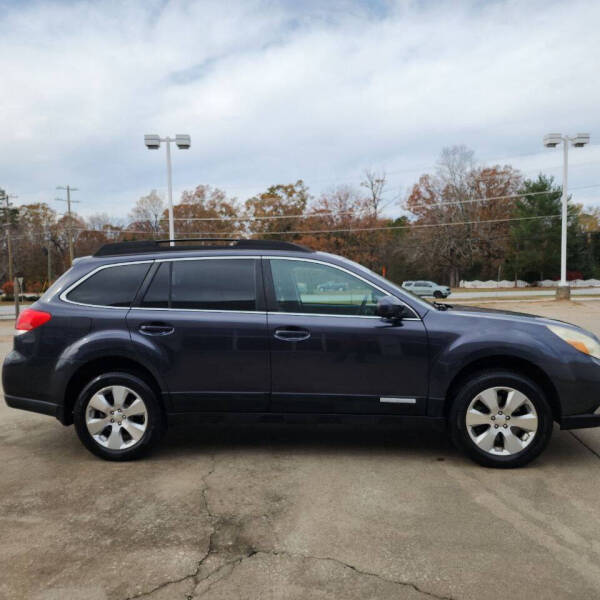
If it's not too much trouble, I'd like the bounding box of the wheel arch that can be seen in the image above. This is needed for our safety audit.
[443,355,561,421]
[62,356,165,425]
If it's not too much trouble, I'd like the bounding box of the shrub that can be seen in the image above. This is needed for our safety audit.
[2,281,14,297]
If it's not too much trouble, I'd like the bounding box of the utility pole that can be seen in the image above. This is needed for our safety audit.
[56,185,79,266]
[1,191,18,284]
[44,227,52,285]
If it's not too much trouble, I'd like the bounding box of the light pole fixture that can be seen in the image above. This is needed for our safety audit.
[144,134,191,246]
[543,132,590,299]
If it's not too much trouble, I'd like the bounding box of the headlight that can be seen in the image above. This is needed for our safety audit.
[547,324,600,359]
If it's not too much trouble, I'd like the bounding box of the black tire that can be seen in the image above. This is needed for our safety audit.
[433,290,443,298]
[73,371,165,461]
[449,370,553,468]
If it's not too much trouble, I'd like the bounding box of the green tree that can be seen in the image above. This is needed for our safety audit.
[507,175,584,282]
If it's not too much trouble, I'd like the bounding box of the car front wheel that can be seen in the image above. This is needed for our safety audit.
[449,370,553,468]
[73,372,165,461]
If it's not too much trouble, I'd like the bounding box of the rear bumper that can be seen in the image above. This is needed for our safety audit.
[560,413,600,430]
[4,394,61,418]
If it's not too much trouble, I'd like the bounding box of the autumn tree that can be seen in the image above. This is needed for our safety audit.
[245,180,309,238]
[174,185,240,238]
[405,146,522,286]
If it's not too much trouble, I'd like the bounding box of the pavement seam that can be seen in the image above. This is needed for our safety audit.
[123,453,218,600]
[191,549,456,600]
[568,431,600,461]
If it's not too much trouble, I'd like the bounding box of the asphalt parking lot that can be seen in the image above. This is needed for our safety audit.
[1,300,600,600]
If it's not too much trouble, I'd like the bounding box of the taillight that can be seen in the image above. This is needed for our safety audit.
[15,308,52,331]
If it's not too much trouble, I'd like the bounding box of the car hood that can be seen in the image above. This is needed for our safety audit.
[444,303,570,327]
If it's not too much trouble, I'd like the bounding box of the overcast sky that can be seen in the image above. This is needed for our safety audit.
[1,0,599,221]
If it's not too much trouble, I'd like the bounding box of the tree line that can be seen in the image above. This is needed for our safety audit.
[2,146,599,292]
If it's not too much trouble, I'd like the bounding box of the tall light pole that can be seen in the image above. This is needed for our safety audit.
[144,134,191,246]
[543,133,590,299]
[56,185,79,266]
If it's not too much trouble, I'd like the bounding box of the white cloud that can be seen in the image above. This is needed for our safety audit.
[1,0,599,221]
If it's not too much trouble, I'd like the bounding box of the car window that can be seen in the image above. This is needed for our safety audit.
[269,259,385,316]
[66,263,151,307]
[141,258,257,311]
[141,261,170,308]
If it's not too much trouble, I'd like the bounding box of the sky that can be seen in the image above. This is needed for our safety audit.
[1,0,600,222]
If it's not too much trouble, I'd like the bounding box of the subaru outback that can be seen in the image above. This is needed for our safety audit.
[4,239,600,467]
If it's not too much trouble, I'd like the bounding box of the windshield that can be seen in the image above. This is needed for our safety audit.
[332,255,433,310]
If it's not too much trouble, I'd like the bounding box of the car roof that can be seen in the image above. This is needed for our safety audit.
[93,239,313,257]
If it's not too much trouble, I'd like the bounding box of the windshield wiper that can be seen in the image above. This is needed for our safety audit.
[433,301,453,311]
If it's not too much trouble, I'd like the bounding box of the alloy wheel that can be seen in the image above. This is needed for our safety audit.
[85,385,148,450]
[465,386,538,455]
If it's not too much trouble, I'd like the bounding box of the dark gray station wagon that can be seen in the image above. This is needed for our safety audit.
[3,239,600,467]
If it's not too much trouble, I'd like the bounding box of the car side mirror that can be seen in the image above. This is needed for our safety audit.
[376,296,411,322]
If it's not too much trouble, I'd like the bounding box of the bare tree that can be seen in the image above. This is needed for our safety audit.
[360,169,387,217]
[128,190,165,235]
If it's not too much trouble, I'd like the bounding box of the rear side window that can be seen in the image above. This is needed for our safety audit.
[66,263,150,307]
[141,259,257,311]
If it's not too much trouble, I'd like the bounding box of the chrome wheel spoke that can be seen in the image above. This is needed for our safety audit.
[87,416,110,435]
[122,420,145,442]
[466,409,491,427]
[111,386,130,409]
[477,389,499,413]
[511,413,538,432]
[504,390,528,416]
[89,392,111,414]
[106,425,123,450]
[475,427,497,452]
[501,430,526,454]
[125,398,146,418]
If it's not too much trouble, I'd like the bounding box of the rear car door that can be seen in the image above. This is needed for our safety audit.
[127,256,270,412]
[264,257,429,414]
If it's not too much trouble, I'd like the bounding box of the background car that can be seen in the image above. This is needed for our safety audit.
[403,280,451,298]
[316,280,349,292]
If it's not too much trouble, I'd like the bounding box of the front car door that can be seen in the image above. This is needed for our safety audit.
[264,257,429,414]
[127,256,270,413]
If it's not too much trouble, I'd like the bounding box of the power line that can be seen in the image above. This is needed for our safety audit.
[141,183,600,223]
[161,210,358,223]
[67,213,562,237]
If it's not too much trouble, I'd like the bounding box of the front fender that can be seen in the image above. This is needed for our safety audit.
[424,311,578,416]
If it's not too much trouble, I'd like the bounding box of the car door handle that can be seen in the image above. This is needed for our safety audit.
[138,323,174,336]
[274,327,311,342]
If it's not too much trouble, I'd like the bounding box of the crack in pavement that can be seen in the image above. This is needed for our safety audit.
[569,431,600,461]
[124,453,456,600]
[192,549,456,600]
[123,453,218,600]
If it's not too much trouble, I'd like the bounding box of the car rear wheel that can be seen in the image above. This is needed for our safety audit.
[449,370,553,468]
[73,372,165,461]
